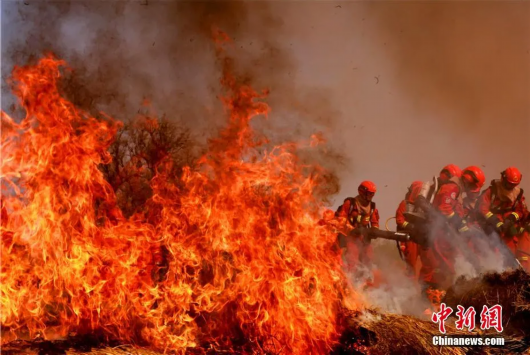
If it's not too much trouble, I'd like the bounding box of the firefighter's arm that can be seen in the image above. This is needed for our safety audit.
[508,193,527,224]
[371,208,380,229]
[477,188,504,232]
[395,201,407,228]
[501,195,526,234]
[451,198,470,232]
[396,202,417,234]
[436,184,468,231]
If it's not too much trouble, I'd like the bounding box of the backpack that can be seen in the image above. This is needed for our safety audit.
[335,197,376,225]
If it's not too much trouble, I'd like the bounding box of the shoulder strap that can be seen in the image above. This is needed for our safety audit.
[513,188,524,208]
[370,202,376,215]
[490,180,498,203]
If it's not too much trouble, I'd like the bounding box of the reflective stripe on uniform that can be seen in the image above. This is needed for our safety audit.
[496,222,504,228]
[511,212,520,221]
[485,211,493,219]
[459,226,469,232]
[357,215,362,223]
[448,212,455,218]
[402,221,409,228]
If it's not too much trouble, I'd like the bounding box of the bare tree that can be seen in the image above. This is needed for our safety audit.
[100,112,197,218]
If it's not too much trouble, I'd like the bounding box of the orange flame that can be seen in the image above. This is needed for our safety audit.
[424,288,446,317]
[1,44,359,353]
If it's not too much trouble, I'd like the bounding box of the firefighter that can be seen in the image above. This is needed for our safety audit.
[477,167,528,268]
[459,166,487,267]
[417,164,465,292]
[335,181,380,278]
[461,166,487,226]
[395,181,425,279]
[415,164,463,215]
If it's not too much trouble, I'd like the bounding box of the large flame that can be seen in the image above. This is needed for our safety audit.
[1,35,358,353]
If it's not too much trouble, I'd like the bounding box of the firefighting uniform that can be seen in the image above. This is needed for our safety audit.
[419,178,464,290]
[336,196,380,271]
[395,182,424,278]
[476,179,527,256]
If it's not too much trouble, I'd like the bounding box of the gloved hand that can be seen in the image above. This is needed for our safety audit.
[502,215,517,235]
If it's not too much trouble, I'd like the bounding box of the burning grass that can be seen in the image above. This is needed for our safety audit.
[3,308,529,354]
[1,33,356,354]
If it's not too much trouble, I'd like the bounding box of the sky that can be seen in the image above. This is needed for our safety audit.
[2,0,529,307]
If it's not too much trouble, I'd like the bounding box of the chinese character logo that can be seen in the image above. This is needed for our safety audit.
[455,305,476,332]
[431,303,453,334]
[480,305,503,332]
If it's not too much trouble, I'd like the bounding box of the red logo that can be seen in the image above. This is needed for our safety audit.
[431,303,453,334]
[480,305,503,332]
[432,304,504,334]
[455,305,476,331]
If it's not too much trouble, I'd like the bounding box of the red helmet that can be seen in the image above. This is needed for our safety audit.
[358,180,376,201]
[439,164,462,181]
[501,167,522,188]
[462,166,486,193]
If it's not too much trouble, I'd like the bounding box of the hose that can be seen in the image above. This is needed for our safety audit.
[385,216,396,231]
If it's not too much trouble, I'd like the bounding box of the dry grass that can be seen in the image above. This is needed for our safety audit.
[444,269,530,337]
[343,308,529,355]
[351,309,474,355]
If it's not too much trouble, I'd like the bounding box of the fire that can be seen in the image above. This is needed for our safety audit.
[1,36,358,353]
[424,288,446,317]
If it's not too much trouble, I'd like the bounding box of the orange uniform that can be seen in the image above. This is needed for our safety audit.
[395,181,424,278]
[425,178,464,288]
[476,179,527,254]
[458,166,488,268]
[337,196,379,269]
[336,181,379,275]
[417,165,464,291]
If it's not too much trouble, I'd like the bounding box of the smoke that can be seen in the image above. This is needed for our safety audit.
[453,231,510,279]
[1,1,347,190]
[423,212,518,283]
[343,248,432,317]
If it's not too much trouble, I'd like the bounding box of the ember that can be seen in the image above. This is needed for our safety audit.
[0,32,360,353]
